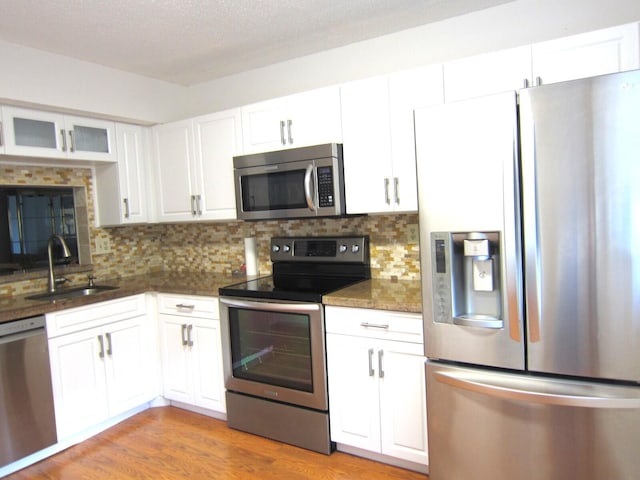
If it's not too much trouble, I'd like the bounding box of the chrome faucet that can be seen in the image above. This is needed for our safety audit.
[47,234,71,293]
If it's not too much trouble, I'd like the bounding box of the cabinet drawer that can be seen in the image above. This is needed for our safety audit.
[325,306,423,343]
[157,293,219,319]
[46,294,147,338]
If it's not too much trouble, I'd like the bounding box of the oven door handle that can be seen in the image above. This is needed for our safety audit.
[220,297,321,312]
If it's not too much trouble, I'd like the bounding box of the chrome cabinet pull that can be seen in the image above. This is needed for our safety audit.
[280,120,286,145]
[360,322,390,330]
[60,129,67,152]
[393,177,400,205]
[181,324,188,346]
[523,78,530,89]
[190,195,197,215]
[68,130,75,152]
[384,178,391,205]
[0,121,4,146]
[106,332,113,356]
[535,76,542,87]
[287,119,293,144]
[123,198,130,218]
[368,348,375,377]
[378,349,384,378]
[187,324,194,347]
[176,303,195,311]
[98,334,105,358]
[196,194,202,215]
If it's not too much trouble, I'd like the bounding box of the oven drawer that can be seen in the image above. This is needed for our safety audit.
[157,294,219,319]
[325,306,423,343]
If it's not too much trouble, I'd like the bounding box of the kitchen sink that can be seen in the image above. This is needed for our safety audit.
[26,285,120,301]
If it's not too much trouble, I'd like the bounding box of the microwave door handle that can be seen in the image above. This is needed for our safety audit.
[304,164,316,211]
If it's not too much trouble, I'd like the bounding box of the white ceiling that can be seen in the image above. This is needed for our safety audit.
[0,0,512,86]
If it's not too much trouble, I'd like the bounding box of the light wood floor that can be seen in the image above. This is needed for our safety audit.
[7,407,428,479]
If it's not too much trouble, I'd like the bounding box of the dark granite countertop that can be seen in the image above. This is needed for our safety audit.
[323,278,422,314]
[0,272,242,324]
[0,273,423,324]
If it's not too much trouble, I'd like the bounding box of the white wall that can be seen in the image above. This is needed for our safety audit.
[185,0,640,117]
[1,0,639,124]
[0,40,189,124]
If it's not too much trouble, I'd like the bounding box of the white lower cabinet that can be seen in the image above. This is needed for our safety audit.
[325,306,428,470]
[158,294,225,413]
[46,295,157,440]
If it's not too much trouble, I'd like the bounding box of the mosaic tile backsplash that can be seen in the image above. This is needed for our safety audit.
[1,165,420,296]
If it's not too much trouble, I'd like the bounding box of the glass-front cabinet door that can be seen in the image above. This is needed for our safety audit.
[2,107,65,158]
[65,116,115,161]
[1,106,116,162]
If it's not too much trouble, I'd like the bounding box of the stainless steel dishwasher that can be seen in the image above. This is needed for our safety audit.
[1,315,57,467]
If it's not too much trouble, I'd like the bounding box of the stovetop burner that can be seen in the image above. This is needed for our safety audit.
[219,235,370,303]
[219,274,367,303]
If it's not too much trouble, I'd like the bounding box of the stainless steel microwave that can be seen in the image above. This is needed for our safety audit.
[233,143,346,220]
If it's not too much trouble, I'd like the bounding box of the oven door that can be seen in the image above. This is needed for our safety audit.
[219,297,328,411]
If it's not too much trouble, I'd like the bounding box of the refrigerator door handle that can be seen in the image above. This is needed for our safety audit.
[433,370,640,409]
[519,98,542,343]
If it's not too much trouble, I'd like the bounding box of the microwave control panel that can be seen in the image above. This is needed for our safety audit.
[317,166,335,207]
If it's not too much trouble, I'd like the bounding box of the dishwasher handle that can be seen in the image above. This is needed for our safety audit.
[0,326,46,345]
[0,315,46,345]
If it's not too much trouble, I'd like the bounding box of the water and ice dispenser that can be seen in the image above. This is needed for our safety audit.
[431,232,504,329]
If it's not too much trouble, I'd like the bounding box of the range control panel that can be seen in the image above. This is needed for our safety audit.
[271,236,369,264]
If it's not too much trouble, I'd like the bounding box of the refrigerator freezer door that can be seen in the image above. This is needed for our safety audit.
[426,361,640,480]
[520,69,640,382]
[415,92,524,370]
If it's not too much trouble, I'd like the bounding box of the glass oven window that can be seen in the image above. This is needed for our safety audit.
[228,307,313,392]
[240,170,307,211]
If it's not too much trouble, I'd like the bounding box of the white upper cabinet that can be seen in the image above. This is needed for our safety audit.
[192,109,242,220]
[388,65,444,213]
[154,119,196,222]
[95,123,149,226]
[2,107,66,158]
[1,106,116,161]
[444,23,640,103]
[241,86,342,154]
[531,22,640,86]
[341,76,393,215]
[443,46,532,103]
[115,124,149,224]
[342,67,444,214]
[153,108,241,222]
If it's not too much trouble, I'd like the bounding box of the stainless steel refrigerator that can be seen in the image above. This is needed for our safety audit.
[415,69,640,480]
